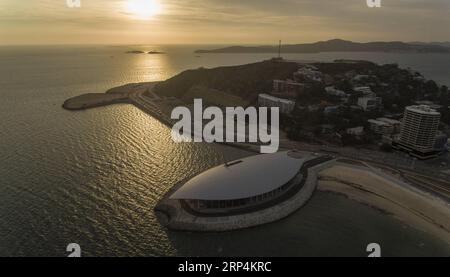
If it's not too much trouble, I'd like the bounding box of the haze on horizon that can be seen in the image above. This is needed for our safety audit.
[0,0,449,45]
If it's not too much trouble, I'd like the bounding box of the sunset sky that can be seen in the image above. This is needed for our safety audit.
[0,0,449,45]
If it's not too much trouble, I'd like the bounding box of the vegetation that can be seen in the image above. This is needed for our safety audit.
[154,60,299,103]
[154,58,450,145]
[182,85,249,107]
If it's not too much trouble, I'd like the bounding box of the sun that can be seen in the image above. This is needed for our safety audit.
[126,0,162,20]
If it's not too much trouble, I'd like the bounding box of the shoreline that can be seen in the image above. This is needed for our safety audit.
[63,82,156,110]
[62,93,131,110]
[62,81,264,153]
[63,82,450,239]
[317,161,450,244]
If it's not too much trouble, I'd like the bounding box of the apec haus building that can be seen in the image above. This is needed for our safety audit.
[155,151,333,230]
[170,152,304,214]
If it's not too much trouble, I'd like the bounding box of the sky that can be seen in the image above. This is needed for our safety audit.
[0,0,449,45]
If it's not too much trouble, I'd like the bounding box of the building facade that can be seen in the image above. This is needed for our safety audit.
[377,118,402,133]
[273,79,307,93]
[169,152,306,215]
[368,119,394,135]
[258,93,296,114]
[396,105,441,159]
[357,96,382,111]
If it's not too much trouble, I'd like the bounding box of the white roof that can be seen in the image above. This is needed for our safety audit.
[406,105,440,116]
[170,152,305,201]
[259,94,295,105]
[355,86,372,91]
[274,79,305,86]
[377,118,401,124]
[368,119,391,126]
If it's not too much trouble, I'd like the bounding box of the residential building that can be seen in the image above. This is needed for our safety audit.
[395,105,441,159]
[346,126,364,136]
[294,67,323,83]
[376,118,402,133]
[325,86,347,97]
[368,119,394,135]
[357,96,382,111]
[354,86,374,96]
[258,94,296,114]
[434,132,448,152]
[415,100,442,110]
[273,79,307,93]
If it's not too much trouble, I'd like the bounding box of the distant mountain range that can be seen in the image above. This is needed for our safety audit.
[409,41,450,48]
[195,39,450,54]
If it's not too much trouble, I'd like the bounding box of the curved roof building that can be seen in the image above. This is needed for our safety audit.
[170,151,304,201]
[169,151,307,215]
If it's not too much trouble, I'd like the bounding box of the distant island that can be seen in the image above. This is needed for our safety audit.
[125,50,146,54]
[125,50,165,54]
[195,39,450,54]
[148,51,165,55]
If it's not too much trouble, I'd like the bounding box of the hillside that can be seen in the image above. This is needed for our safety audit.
[195,39,450,54]
[153,59,299,104]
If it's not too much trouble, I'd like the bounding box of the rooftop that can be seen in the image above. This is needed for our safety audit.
[406,105,440,116]
[259,93,295,105]
[377,118,402,124]
[169,151,305,201]
[368,119,391,126]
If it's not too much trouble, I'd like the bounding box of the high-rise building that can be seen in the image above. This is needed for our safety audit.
[396,105,440,159]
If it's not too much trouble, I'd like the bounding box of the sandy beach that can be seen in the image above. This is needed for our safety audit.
[317,162,450,244]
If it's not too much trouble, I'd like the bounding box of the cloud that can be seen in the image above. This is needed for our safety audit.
[0,0,449,44]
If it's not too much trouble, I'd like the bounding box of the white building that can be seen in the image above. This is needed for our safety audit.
[357,96,382,111]
[397,105,441,158]
[415,100,442,110]
[294,67,323,83]
[352,75,370,83]
[325,86,347,97]
[170,151,305,212]
[354,86,374,96]
[368,119,394,135]
[376,118,402,133]
[258,94,296,114]
[273,79,307,93]
[346,126,364,136]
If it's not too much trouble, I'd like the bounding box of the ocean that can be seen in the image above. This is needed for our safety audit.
[0,45,449,256]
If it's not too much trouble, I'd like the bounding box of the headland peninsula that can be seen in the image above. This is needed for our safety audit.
[63,58,450,240]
